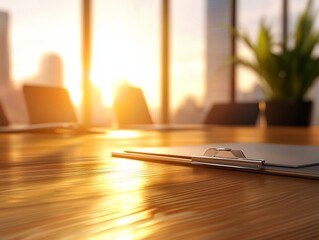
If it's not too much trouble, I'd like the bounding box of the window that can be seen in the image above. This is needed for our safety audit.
[0,0,81,123]
[93,0,161,125]
[237,0,281,102]
[171,0,206,124]
[3,1,318,126]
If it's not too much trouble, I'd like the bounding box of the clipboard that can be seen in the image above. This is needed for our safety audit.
[112,143,319,179]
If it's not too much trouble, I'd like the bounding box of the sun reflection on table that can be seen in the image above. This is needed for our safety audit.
[107,130,141,139]
[92,156,155,239]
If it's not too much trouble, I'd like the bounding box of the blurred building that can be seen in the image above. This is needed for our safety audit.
[205,0,231,109]
[25,53,64,87]
[38,53,64,86]
[173,96,204,124]
[0,11,10,87]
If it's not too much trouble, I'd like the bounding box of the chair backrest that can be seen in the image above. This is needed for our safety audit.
[204,102,259,126]
[0,102,9,126]
[114,86,153,126]
[23,85,78,124]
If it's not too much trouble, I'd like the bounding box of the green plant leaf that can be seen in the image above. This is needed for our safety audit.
[231,0,319,101]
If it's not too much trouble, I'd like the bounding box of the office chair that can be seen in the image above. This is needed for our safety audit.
[22,85,78,124]
[204,102,259,126]
[114,85,153,126]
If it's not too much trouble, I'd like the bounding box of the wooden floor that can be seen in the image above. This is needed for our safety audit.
[0,126,319,239]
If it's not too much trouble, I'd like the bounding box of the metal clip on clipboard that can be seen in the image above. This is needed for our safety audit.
[192,148,265,170]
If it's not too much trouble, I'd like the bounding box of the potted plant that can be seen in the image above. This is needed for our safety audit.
[234,0,319,126]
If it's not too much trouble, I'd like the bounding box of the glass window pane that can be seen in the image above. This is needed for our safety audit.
[0,0,81,124]
[93,0,161,125]
[237,0,281,102]
[171,0,205,124]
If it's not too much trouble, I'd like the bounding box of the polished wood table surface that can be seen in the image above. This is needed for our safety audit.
[0,126,319,239]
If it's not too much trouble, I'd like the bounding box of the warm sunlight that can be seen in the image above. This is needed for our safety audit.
[5,1,160,110]
[85,152,154,239]
[107,130,141,139]
[2,0,276,126]
[91,10,159,107]
[63,55,82,107]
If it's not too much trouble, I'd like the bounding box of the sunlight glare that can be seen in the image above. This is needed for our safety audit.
[108,130,141,139]
[91,11,158,107]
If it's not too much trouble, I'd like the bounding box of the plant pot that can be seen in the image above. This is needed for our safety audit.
[265,100,313,126]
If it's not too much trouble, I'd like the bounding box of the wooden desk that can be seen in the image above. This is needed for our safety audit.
[0,126,318,239]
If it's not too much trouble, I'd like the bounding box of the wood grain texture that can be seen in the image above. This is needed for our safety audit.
[0,126,319,239]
